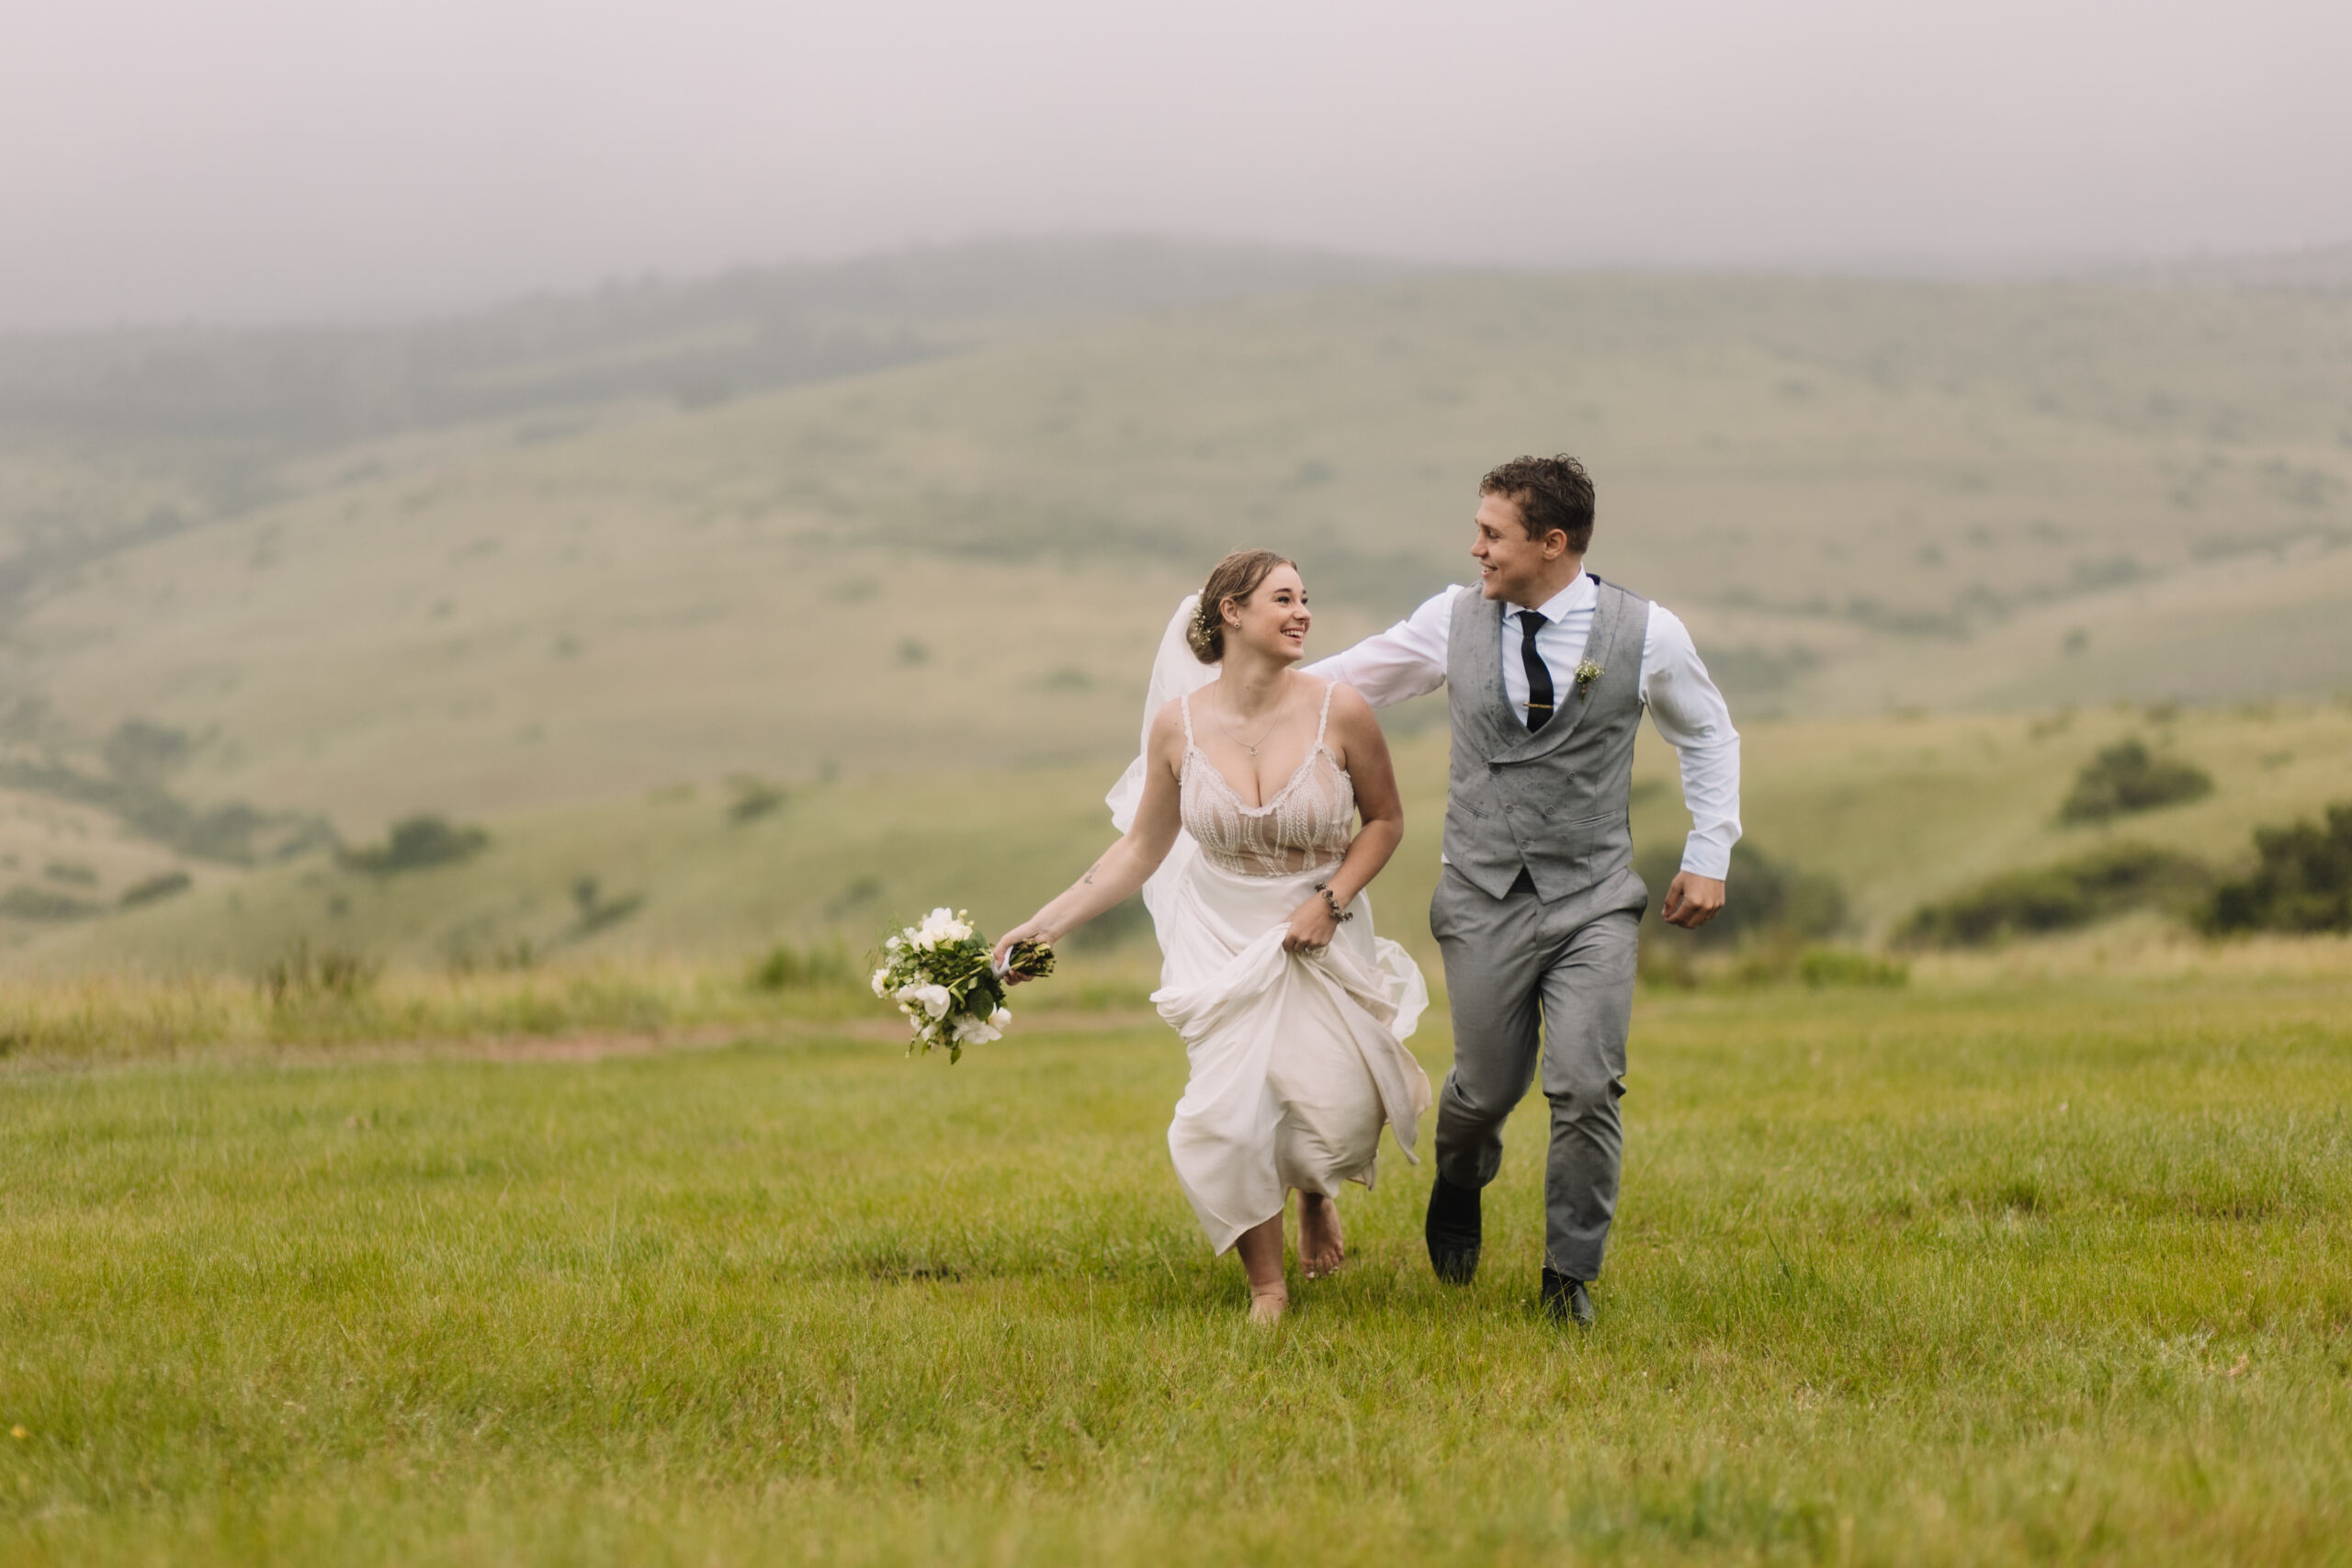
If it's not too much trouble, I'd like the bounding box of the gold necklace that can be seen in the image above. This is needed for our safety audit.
[1216,688,1288,757]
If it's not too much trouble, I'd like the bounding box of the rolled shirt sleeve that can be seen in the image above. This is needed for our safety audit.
[1637,605,1742,879]
[1304,587,1454,707]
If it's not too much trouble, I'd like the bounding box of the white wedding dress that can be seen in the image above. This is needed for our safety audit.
[1105,596,1432,1254]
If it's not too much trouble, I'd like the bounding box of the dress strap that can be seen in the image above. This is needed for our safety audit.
[1179,691,1196,746]
[1313,678,1335,747]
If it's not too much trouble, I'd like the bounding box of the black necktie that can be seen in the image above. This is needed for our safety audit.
[1519,610,1554,731]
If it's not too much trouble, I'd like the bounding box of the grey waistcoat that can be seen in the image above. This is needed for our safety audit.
[1441,578,1653,917]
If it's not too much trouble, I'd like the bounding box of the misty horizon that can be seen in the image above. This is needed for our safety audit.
[6,0,2349,331]
[12,230,2352,339]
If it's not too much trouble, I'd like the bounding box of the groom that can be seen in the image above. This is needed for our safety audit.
[1308,454,1740,1326]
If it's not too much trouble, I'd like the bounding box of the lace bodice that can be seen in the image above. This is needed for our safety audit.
[1179,680,1356,877]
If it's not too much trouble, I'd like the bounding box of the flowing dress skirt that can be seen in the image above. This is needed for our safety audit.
[1152,855,1433,1254]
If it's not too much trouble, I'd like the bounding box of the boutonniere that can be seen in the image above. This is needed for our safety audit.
[1573,660,1604,698]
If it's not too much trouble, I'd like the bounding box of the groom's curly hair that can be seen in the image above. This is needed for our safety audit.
[1482,454,1596,552]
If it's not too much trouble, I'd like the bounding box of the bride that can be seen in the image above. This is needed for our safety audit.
[994,549,1431,1323]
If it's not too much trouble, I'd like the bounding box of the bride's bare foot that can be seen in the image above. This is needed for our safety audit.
[1298,1191,1345,1280]
[1235,1212,1288,1324]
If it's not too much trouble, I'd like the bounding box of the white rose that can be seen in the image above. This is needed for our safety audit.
[989,1008,1012,1029]
[910,985,952,1019]
[886,935,900,950]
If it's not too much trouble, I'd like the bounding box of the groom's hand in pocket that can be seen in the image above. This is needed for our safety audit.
[1662,873,1725,930]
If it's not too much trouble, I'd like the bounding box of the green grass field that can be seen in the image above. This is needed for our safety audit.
[6,951,2351,1565]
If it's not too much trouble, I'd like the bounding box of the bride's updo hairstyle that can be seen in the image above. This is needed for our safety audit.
[1187,548,1297,664]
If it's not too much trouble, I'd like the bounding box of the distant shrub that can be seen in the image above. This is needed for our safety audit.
[0,885,97,921]
[2057,739,2213,823]
[1894,844,2211,949]
[752,941,857,991]
[728,776,788,824]
[259,938,380,1004]
[43,862,97,886]
[570,876,646,936]
[119,870,193,908]
[579,896,645,935]
[338,815,490,874]
[2202,801,2352,934]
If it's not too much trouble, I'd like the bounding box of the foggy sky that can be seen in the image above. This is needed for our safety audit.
[6,0,2349,329]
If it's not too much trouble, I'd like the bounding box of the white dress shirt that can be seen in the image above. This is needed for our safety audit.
[1307,570,1742,879]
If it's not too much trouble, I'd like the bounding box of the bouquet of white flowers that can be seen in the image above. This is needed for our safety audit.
[870,907,1056,1062]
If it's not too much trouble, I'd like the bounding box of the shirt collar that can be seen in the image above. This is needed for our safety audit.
[1511,569,1592,626]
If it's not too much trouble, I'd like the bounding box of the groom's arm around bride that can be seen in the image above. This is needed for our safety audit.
[1304,452,1741,1324]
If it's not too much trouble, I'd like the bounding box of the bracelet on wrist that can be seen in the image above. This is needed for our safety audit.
[1313,883,1355,922]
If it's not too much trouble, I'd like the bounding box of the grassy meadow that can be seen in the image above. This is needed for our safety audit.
[6,949,2352,1564]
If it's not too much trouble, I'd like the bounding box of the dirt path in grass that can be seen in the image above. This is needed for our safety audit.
[352,1009,1165,1065]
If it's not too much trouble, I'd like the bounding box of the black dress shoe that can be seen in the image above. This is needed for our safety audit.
[1541,1267,1595,1327]
[1424,1173,1482,1284]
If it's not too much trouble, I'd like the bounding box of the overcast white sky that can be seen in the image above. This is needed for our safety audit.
[5,0,2348,328]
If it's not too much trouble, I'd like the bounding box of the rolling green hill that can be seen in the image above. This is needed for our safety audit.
[2,245,2349,964]
[12,268,2352,823]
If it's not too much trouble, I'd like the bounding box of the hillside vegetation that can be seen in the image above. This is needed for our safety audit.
[14,696,2349,977]
[2,244,2348,963]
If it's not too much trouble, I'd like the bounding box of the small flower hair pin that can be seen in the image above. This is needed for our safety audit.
[1574,660,1605,698]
